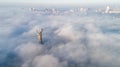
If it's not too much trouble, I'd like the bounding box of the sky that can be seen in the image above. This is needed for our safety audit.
[0,0,119,5]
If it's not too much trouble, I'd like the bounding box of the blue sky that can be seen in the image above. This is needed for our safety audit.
[0,0,119,4]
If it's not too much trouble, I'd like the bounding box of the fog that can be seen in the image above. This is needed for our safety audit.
[0,7,120,67]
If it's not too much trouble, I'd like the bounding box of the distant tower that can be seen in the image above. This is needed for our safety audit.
[36,28,43,44]
[105,5,110,13]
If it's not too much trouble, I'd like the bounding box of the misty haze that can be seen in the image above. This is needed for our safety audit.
[0,3,120,67]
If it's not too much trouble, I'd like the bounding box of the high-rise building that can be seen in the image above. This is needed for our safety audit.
[105,5,110,13]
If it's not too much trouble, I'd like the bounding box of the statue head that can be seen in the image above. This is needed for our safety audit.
[36,28,43,33]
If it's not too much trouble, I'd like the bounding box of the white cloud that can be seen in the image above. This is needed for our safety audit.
[32,55,63,67]
[15,42,44,61]
[0,7,120,67]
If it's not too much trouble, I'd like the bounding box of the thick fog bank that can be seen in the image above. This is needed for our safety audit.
[0,7,120,67]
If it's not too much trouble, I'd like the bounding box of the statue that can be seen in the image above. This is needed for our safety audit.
[36,28,43,44]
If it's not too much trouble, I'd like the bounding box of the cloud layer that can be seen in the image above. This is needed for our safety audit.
[0,7,120,67]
